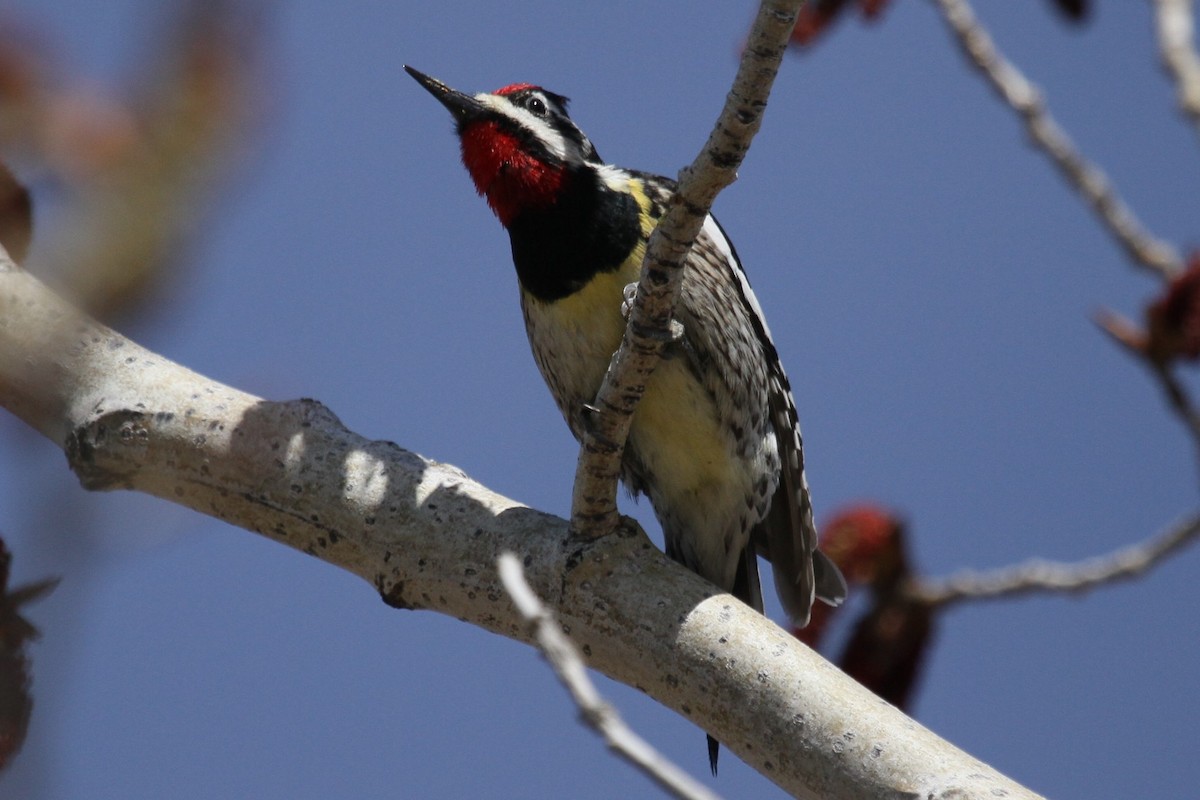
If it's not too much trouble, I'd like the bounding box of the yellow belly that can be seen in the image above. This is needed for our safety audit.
[521,269,738,507]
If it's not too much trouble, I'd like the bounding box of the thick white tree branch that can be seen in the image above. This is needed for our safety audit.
[1154,0,1200,142]
[570,0,804,534]
[0,256,1045,800]
[932,0,1184,280]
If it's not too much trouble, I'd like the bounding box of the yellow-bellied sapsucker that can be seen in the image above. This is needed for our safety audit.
[406,66,847,772]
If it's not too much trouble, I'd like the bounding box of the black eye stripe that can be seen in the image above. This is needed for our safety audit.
[507,88,570,119]
[492,86,599,163]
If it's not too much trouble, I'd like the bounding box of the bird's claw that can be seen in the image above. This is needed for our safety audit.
[620,282,638,320]
[621,281,685,343]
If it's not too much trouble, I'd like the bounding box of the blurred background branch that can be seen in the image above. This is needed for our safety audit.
[0,0,264,779]
[914,513,1200,606]
[1154,0,1200,142]
[0,0,263,321]
[932,0,1183,279]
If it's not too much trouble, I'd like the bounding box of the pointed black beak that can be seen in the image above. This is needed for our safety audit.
[404,66,486,126]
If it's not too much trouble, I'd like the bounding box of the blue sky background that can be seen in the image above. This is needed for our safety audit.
[2,2,1198,798]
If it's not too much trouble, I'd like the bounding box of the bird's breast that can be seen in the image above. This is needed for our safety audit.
[520,265,635,427]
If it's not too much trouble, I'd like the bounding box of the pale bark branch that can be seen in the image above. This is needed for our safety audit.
[0,256,1045,800]
[497,553,723,800]
[932,0,1184,280]
[914,513,1200,606]
[569,0,804,534]
[1154,0,1200,143]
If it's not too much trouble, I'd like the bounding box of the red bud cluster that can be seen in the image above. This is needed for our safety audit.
[793,505,934,710]
[787,0,1086,48]
[789,0,892,48]
[1145,255,1200,364]
[1098,254,1200,366]
[0,538,56,773]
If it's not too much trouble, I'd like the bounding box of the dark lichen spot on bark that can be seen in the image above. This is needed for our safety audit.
[380,580,414,610]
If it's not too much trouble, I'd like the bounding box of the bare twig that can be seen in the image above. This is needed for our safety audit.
[1154,362,1200,465]
[1154,0,1200,142]
[497,553,723,800]
[569,0,805,535]
[1094,314,1200,468]
[914,514,1200,606]
[932,0,1184,280]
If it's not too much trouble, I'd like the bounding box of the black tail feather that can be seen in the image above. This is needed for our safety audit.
[707,733,720,776]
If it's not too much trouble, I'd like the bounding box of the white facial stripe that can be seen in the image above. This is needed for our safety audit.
[701,215,777,346]
[594,164,630,192]
[475,92,571,162]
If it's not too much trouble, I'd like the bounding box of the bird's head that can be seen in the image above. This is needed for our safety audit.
[405,66,601,227]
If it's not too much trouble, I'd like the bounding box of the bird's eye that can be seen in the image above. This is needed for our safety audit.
[525,96,547,116]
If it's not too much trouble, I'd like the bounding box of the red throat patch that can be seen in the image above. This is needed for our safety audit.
[459,120,565,227]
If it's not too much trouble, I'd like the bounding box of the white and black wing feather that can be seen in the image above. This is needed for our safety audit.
[684,213,846,625]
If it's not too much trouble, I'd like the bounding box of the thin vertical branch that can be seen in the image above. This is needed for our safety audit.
[569,0,805,536]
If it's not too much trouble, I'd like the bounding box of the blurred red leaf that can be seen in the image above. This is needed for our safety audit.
[793,505,935,709]
[1098,254,1200,365]
[789,0,893,48]
[0,537,57,773]
[788,0,1082,49]
[819,505,909,589]
[0,160,30,264]
[1049,0,1089,23]
[838,586,934,710]
[1146,255,1200,363]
